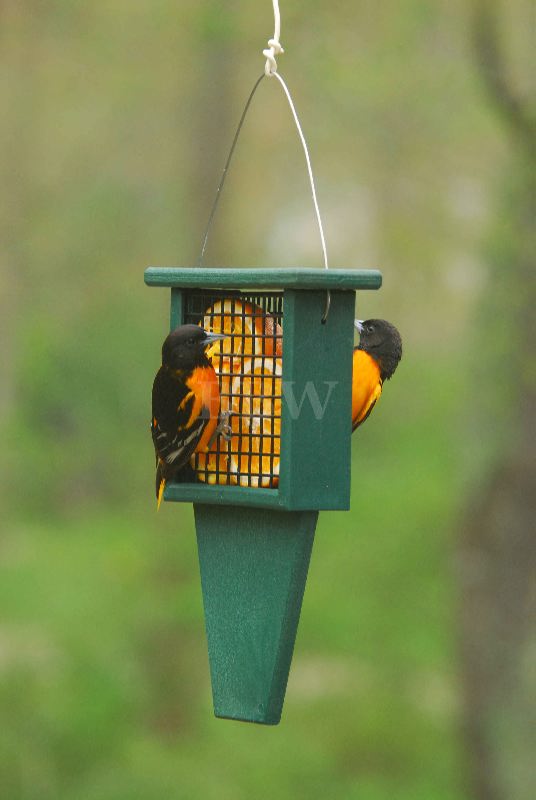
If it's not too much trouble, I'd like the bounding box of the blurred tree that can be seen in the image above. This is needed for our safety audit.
[184,0,237,264]
[458,2,535,800]
[0,3,32,483]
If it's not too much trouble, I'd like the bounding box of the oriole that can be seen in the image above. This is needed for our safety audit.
[151,325,226,508]
[352,318,402,430]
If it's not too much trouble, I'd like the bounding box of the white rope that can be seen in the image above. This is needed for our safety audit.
[263,0,284,76]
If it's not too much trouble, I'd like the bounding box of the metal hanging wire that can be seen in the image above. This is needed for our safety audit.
[197,0,331,323]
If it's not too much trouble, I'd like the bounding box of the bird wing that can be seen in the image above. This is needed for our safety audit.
[152,411,205,468]
[151,370,208,474]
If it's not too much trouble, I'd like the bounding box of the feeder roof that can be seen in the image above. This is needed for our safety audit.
[144,267,382,291]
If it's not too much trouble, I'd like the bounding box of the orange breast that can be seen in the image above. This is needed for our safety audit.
[185,365,221,452]
[351,349,382,429]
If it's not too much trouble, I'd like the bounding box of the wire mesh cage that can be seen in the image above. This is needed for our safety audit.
[185,289,284,489]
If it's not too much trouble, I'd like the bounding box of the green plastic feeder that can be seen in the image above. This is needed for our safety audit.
[145,266,382,724]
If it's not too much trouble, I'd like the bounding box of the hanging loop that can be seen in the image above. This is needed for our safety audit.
[263,0,284,75]
[263,38,284,76]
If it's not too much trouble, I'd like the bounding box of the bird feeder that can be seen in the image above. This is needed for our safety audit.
[145,266,381,724]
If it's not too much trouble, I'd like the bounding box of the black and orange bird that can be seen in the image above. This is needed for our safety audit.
[151,325,226,508]
[352,319,402,431]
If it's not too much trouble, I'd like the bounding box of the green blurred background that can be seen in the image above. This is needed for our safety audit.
[1,2,533,799]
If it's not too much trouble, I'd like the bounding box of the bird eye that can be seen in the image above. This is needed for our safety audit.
[367,324,374,334]
[187,337,195,346]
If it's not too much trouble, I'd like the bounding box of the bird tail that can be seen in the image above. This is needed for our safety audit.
[155,461,166,511]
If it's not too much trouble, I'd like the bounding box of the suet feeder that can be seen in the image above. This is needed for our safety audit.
[145,266,382,724]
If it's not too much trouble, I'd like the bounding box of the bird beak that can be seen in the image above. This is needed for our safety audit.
[203,331,228,345]
[354,320,364,333]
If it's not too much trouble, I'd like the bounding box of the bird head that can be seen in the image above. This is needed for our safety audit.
[162,325,226,372]
[355,319,402,380]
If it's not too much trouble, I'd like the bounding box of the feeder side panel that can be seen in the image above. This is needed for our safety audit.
[279,289,354,511]
[170,288,184,329]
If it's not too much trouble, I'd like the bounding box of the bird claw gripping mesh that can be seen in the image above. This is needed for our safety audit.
[210,409,233,447]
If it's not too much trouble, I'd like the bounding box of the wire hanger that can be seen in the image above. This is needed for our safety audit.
[198,0,331,323]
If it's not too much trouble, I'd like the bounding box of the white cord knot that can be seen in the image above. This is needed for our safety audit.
[263,37,284,76]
